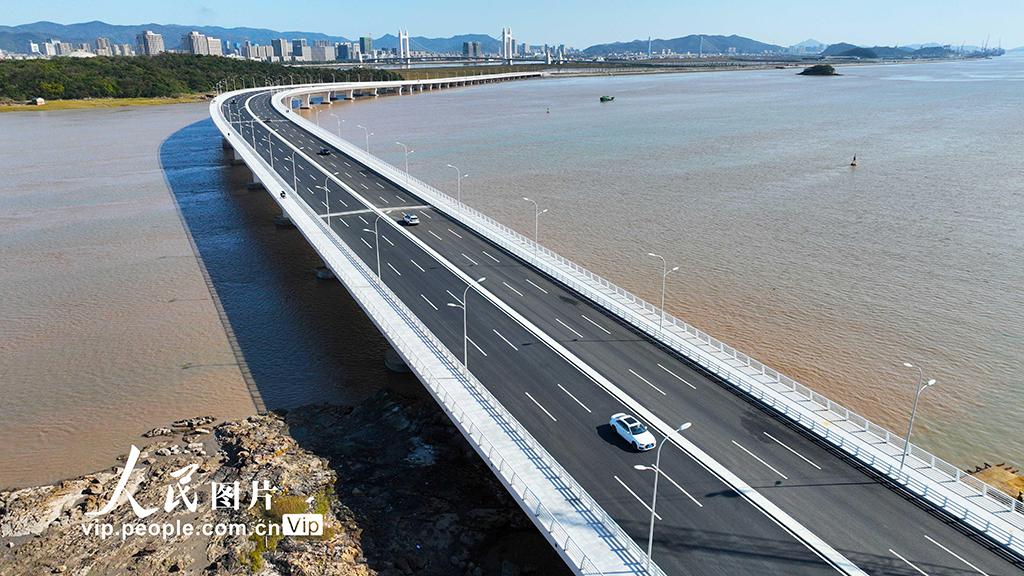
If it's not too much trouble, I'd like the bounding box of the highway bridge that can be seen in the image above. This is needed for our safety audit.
[212,74,1024,575]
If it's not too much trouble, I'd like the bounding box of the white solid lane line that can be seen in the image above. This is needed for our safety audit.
[613,476,662,520]
[482,250,500,263]
[461,253,480,266]
[359,237,373,249]
[525,278,549,294]
[579,314,612,335]
[410,259,426,272]
[492,329,519,351]
[889,549,930,576]
[467,336,487,356]
[657,468,704,508]
[525,391,557,422]
[763,432,821,470]
[447,227,463,239]
[420,294,439,311]
[924,535,989,575]
[428,230,443,241]
[502,281,524,297]
[557,384,592,413]
[628,369,667,396]
[657,363,697,390]
[732,440,788,480]
[381,235,395,247]
[555,318,585,339]
[386,262,401,276]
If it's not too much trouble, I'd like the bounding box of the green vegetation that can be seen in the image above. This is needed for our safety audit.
[239,488,337,573]
[799,64,840,76]
[0,53,401,102]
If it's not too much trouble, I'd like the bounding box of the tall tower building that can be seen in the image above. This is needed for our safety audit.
[501,27,513,60]
[136,30,165,56]
[398,29,410,59]
[359,36,373,57]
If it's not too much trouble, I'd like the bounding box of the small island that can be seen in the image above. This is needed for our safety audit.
[799,64,840,76]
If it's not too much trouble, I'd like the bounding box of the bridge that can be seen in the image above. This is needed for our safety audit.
[211,73,1024,575]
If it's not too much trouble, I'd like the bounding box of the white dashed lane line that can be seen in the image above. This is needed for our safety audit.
[461,253,479,266]
[525,278,548,294]
[555,318,584,340]
[579,314,611,335]
[386,262,401,276]
[628,369,666,395]
[420,294,439,311]
[557,384,592,413]
[657,363,697,390]
[410,259,426,272]
[482,250,500,263]
[613,476,662,520]
[502,281,524,297]
[525,391,557,422]
[492,329,519,351]
[447,228,463,239]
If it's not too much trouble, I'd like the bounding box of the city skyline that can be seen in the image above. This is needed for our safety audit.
[3,0,1022,50]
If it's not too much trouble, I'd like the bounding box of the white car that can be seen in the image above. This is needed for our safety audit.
[402,213,420,226]
[610,413,656,451]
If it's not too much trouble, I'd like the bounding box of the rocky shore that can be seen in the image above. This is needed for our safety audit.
[0,391,569,576]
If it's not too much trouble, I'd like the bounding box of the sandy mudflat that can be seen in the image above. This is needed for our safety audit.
[0,103,258,488]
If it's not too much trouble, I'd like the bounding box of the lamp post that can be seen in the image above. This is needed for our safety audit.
[899,362,936,471]
[315,176,331,226]
[633,422,692,575]
[361,215,385,276]
[647,253,678,332]
[396,142,414,182]
[289,150,298,193]
[522,197,548,251]
[446,164,467,205]
[356,124,372,153]
[264,132,274,170]
[446,277,487,374]
[328,113,344,137]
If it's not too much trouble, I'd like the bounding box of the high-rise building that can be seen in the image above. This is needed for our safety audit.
[311,44,335,62]
[206,37,223,56]
[182,31,209,55]
[462,41,482,59]
[271,38,288,59]
[359,36,373,56]
[28,41,40,54]
[291,39,308,58]
[337,42,355,61]
[136,30,165,55]
[40,39,58,56]
[95,37,112,56]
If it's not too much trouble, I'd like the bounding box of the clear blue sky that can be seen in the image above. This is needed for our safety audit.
[7,0,1022,48]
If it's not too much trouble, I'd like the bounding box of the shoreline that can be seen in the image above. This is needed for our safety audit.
[0,94,208,113]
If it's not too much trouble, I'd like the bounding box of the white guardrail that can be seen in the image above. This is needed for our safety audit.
[211,89,661,576]
[271,80,1024,560]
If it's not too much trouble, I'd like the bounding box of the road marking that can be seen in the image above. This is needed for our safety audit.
[360,237,373,249]
[481,250,500,263]
[381,235,395,247]
[337,198,348,207]
[419,210,432,219]
[502,281,524,297]
[555,318,585,339]
[889,549,929,576]
[657,468,704,508]
[613,476,662,520]
[446,289,460,302]
[924,535,989,575]
[410,259,425,272]
[344,171,353,178]
[492,329,519,351]
[763,432,821,470]
[386,262,401,276]
[461,253,479,266]
[321,201,329,208]
[376,182,385,189]
[579,314,612,335]
[428,230,443,241]
[360,183,369,190]
[525,278,549,294]
[378,195,389,204]
[525,392,557,422]
[344,161,351,167]
[395,195,406,203]
[657,364,697,390]
[358,215,369,225]
[557,384,592,413]
[467,336,487,357]
[732,440,788,480]
[298,164,306,171]
[420,294,438,311]
[628,369,667,396]
[447,228,463,239]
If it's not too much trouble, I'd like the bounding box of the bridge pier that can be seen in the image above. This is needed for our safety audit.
[300,94,311,109]
[384,345,410,373]
[371,87,378,97]
[346,89,355,99]
[229,146,245,166]
[245,170,263,190]
[314,264,335,279]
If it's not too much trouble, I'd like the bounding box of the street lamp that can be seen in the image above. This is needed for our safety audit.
[356,124,373,153]
[264,132,275,169]
[446,277,487,374]
[522,197,548,251]
[899,362,936,471]
[289,150,298,193]
[396,142,414,182]
[315,176,331,226]
[361,214,385,276]
[647,253,678,332]
[328,113,344,137]
[633,422,692,575]
[447,164,467,205]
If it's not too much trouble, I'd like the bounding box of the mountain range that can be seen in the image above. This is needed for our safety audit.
[582,34,783,56]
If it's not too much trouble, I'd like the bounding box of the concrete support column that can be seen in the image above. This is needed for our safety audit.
[347,89,355,99]
[372,88,378,97]
[273,211,293,227]
[384,345,410,373]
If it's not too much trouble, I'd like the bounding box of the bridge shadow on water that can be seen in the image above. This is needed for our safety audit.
[158,118,570,575]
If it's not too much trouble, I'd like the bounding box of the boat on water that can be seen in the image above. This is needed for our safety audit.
[850,154,858,167]
[600,95,614,102]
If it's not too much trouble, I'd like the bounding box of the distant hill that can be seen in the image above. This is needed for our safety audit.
[0,20,501,54]
[820,43,860,57]
[583,34,783,56]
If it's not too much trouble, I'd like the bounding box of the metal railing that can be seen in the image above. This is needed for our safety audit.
[213,94,661,575]
[273,87,1024,558]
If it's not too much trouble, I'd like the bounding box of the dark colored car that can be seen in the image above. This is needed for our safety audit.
[317,147,331,156]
